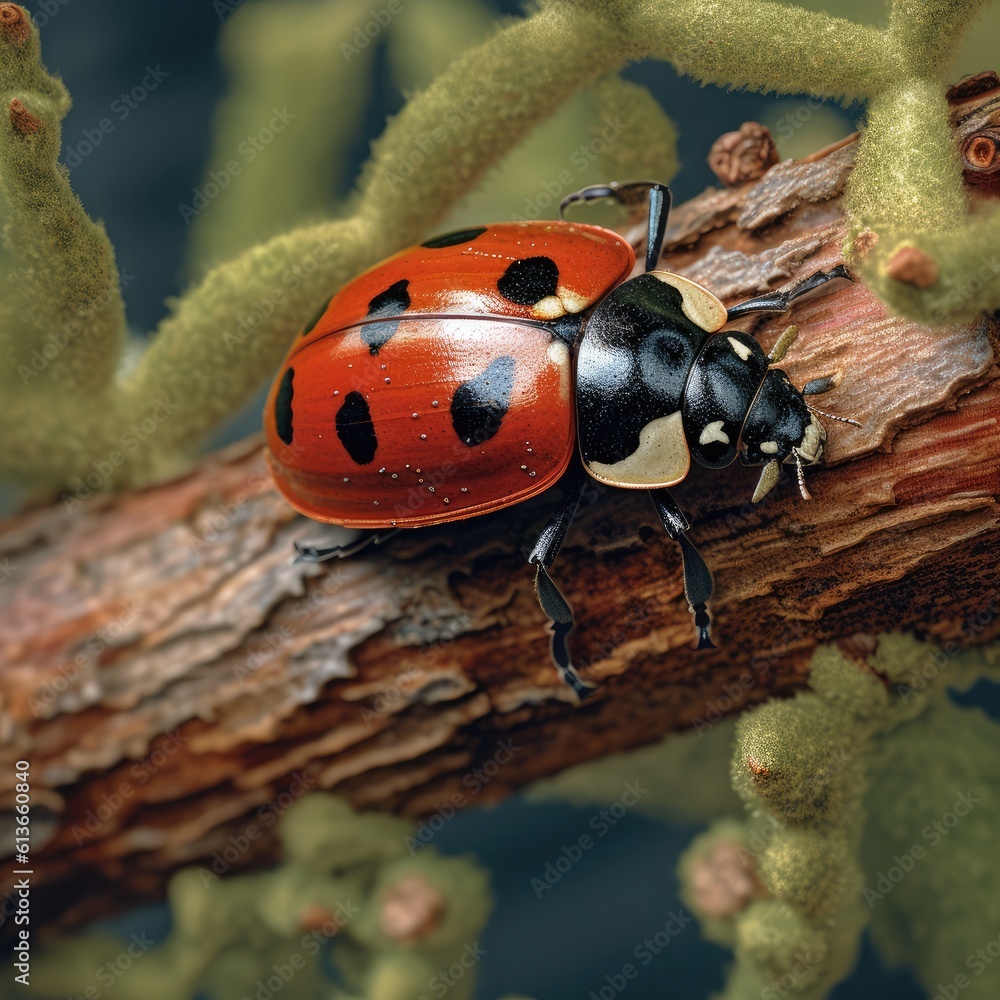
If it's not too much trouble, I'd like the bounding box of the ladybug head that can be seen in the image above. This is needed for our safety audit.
[739,369,825,501]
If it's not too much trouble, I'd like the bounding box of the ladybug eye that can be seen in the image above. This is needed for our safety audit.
[961,130,1000,187]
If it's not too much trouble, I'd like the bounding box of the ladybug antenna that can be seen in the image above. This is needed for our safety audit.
[793,451,813,501]
[805,402,863,428]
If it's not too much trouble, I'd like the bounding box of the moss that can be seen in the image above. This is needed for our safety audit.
[757,826,857,919]
[671,634,999,999]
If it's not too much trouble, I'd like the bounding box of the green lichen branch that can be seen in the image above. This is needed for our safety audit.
[0,0,996,493]
[0,3,128,483]
[678,635,1000,999]
[30,794,495,1000]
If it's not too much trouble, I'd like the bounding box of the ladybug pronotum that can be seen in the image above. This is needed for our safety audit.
[264,182,855,698]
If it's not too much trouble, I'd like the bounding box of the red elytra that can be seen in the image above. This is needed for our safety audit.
[264,221,635,528]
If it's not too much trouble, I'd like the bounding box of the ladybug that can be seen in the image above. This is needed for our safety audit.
[264,182,855,698]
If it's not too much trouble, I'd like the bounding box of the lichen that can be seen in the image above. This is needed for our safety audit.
[1,0,996,493]
[29,793,497,1000]
[529,633,999,998]
[676,635,1000,999]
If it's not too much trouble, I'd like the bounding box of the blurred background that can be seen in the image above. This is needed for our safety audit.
[19,0,1000,996]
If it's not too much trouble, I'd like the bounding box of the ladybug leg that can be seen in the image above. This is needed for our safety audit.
[294,529,400,563]
[527,476,597,700]
[648,489,715,650]
[559,181,672,273]
[725,264,852,322]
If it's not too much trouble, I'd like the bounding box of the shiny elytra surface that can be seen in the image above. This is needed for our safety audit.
[264,222,635,527]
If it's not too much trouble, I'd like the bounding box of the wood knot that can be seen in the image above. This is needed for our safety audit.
[9,98,42,136]
[378,873,444,943]
[0,4,30,47]
[708,122,779,186]
[885,245,940,289]
[961,130,1000,190]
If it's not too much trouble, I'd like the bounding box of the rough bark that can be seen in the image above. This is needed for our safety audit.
[1,93,999,936]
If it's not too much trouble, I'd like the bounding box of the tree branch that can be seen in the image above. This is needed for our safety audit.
[1,99,998,937]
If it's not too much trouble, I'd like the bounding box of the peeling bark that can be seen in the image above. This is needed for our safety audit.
[1,103,999,936]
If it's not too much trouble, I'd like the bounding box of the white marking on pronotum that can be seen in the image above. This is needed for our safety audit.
[698,420,730,446]
[727,336,752,361]
[586,411,690,488]
[760,440,779,454]
[648,271,728,332]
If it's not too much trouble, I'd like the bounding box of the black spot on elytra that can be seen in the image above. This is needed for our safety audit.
[497,256,559,306]
[451,356,515,447]
[421,227,488,249]
[274,368,294,445]
[300,296,331,337]
[362,278,410,355]
[335,390,378,465]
